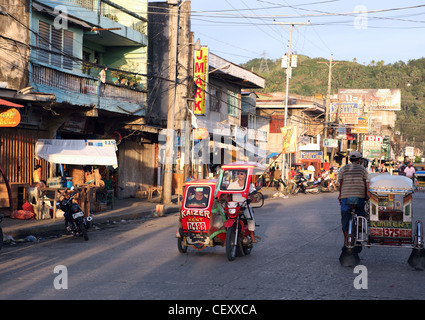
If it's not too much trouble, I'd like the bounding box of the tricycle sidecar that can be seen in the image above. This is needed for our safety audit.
[177,179,227,252]
[341,173,425,269]
[177,162,264,260]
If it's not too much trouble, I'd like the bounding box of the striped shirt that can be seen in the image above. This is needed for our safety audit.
[338,163,368,199]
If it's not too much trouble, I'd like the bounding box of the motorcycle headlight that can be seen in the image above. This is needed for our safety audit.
[228,208,237,214]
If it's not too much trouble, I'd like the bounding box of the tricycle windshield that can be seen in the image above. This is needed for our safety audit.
[185,185,211,208]
[220,169,248,191]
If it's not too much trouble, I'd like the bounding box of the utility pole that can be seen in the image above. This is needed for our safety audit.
[163,0,180,204]
[317,55,342,165]
[273,21,310,178]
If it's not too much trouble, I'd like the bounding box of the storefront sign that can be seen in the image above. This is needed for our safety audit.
[194,47,209,115]
[0,108,21,127]
[300,151,323,159]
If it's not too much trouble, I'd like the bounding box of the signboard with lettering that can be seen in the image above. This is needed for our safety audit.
[323,138,338,148]
[363,135,383,159]
[0,108,21,127]
[329,102,359,124]
[351,116,369,133]
[338,89,401,111]
[194,47,209,115]
[300,151,323,159]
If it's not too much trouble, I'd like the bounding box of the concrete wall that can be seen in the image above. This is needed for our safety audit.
[0,0,30,90]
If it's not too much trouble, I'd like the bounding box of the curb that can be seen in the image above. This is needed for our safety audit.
[2,205,180,240]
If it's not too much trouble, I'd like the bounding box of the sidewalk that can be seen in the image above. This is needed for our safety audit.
[1,195,181,240]
[1,187,279,240]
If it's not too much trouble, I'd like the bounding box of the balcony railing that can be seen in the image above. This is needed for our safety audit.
[67,0,147,34]
[31,63,146,106]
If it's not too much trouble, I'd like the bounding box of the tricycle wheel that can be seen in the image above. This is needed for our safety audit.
[177,237,188,253]
[226,227,237,261]
[243,238,252,256]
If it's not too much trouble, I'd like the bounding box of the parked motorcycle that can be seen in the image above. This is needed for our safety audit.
[292,174,321,194]
[0,214,3,250]
[56,190,92,241]
[224,200,254,261]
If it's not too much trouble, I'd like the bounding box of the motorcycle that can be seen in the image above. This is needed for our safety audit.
[292,173,320,194]
[0,214,3,250]
[224,199,254,261]
[56,190,92,241]
[177,162,263,260]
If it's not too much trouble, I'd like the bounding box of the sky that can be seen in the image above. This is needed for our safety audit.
[188,0,425,66]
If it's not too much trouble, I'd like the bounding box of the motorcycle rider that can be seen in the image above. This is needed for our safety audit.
[338,151,368,246]
[228,170,257,243]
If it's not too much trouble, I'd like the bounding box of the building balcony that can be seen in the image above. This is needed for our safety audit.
[30,62,146,116]
[36,0,148,47]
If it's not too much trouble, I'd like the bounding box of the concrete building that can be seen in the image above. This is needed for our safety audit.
[0,0,153,209]
[255,92,325,170]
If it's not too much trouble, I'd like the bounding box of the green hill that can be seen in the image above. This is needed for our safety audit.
[242,56,425,145]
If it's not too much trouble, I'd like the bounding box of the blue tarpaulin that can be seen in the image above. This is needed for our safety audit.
[266,152,280,158]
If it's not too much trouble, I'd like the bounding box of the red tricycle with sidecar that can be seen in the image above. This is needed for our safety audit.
[176,162,264,261]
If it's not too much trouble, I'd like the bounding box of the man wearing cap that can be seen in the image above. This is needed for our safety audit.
[338,151,368,246]
[187,187,209,207]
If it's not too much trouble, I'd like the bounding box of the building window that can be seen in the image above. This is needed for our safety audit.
[37,21,74,70]
[210,86,221,112]
[227,90,238,117]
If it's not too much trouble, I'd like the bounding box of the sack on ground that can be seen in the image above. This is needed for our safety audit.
[11,210,35,220]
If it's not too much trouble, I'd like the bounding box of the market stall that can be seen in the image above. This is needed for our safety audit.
[33,139,118,219]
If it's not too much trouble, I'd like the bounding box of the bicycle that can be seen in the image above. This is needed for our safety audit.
[345,197,368,253]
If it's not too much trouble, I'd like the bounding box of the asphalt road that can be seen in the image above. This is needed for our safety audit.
[1,190,425,302]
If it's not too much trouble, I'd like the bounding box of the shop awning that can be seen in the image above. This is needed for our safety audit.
[0,98,23,108]
[35,139,118,167]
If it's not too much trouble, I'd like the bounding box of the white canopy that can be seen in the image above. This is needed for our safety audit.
[35,139,118,167]
[369,174,413,193]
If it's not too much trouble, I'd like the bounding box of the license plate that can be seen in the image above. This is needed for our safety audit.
[187,222,206,230]
[72,211,84,219]
[370,227,411,238]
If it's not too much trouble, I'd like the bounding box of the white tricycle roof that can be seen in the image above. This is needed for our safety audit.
[369,173,413,193]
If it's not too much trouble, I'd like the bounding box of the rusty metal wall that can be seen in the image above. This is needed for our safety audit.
[0,128,49,184]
